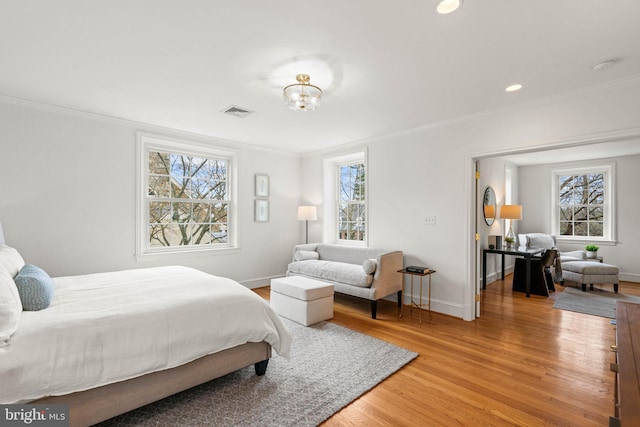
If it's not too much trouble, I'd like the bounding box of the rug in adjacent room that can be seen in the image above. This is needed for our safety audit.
[97,318,418,427]
[553,286,640,318]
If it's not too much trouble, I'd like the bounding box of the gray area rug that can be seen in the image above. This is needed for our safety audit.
[553,286,640,318]
[97,318,417,427]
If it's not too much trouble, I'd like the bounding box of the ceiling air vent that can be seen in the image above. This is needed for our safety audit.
[221,105,255,118]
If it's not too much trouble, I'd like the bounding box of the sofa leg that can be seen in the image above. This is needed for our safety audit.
[614,283,619,293]
[581,283,586,292]
[371,300,377,319]
[397,290,402,307]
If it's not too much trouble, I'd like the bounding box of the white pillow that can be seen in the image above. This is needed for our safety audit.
[0,246,26,278]
[0,267,22,347]
[294,250,320,261]
[362,259,377,275]
[525,234,556,249]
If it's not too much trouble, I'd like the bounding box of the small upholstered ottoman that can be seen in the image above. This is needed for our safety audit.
[562,261,619,293]
[270,276,334,326]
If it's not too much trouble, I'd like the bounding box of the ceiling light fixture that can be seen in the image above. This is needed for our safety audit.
[283,74,322,112]
[436,0,462,14]
[505,84,523,92]
[591,59,617,72]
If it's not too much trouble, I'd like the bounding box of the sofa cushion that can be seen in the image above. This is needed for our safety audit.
[294,250,320,261]
[362,259,377,274]
[287,260,373,288]
[523,233,556,249]
[316,244,383,265]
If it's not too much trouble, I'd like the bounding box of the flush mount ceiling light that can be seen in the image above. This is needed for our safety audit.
[591,59,617,72]
[283,74,322,112]
[436,0,462,14]
[505,84,523,92]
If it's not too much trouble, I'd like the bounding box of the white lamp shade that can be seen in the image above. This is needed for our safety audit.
[499,205,522,220]
[297,206,317,221]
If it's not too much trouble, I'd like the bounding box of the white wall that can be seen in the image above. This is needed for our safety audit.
[302,76,640,320]
[518,153,640,282]
[0,102,302,286]
[2,76,640,318]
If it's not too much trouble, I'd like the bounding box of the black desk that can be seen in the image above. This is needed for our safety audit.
[482,246,544,298]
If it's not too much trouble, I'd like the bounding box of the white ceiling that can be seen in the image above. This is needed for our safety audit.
[1,1,640,155]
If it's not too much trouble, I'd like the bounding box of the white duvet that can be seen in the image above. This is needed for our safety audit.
[0,266,291,404]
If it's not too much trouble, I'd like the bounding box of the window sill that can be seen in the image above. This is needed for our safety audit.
[556,237,617,247]
[135,246,241,261]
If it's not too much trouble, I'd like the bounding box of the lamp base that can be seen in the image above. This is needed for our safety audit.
[505,224,515,249]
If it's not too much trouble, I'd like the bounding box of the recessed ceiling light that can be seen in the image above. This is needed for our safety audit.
[591,59,617,72]
[505,84,523,92]
[436,0,462,14]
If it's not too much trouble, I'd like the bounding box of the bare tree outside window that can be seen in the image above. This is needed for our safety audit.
[147,151,229,248]
[338,163,366,241]
[558,173,604,237]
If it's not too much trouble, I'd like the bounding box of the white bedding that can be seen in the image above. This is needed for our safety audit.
[0,266,291,404]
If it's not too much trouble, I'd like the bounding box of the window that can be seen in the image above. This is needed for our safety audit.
[137,134,236,255]
[552,163,614,242]
[338,161,366,242]
[323,151,367,244]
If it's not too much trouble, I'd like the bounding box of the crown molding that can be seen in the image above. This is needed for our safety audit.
[0,93,301,158]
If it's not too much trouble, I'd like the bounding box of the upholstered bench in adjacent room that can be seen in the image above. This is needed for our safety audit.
[562,261,620,293]
[270,276,334,326]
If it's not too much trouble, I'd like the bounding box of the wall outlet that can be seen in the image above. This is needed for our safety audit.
[424,216,436,225]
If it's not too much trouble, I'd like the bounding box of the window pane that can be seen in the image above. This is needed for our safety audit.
[149,176,170,198]
[589,222,603,236]
[209,181,227,200]
[574,221,588,236]
[211,202,228,223]
[559,222,573,235]
[170,224,191,246]
[192,203,210,223]
[171,177,191,199]
[589,206,603,221]
[149,152,169,175]
[210,223,228,243]
[149,224,170,247]
[149,201,171,224]
[559,206,573,221]
[574,206,587,221]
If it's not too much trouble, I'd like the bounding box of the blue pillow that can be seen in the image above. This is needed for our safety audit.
[14,264,55,311]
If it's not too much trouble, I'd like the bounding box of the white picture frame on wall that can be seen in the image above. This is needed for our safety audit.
[255,174,269,197]
[255,199,269,222]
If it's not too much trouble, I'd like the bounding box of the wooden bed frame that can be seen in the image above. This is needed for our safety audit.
[34,341,271,427]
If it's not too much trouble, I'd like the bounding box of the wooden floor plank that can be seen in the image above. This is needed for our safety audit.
[255,278,640,426]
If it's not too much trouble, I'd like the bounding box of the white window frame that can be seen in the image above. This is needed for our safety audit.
[136,133,238,257]
[323,150,368,246]
[551,161,616,245]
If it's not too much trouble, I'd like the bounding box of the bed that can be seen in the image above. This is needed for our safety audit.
[0,245,291,426]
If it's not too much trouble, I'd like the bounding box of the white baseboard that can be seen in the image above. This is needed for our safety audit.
[620,272,640,283]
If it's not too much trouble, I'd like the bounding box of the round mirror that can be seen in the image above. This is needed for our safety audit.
[483,187,496,226]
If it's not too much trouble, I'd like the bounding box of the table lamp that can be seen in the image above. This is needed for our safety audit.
[499,205,522,247]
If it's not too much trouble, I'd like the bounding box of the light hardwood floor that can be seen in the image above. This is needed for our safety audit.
[255,277,640,426]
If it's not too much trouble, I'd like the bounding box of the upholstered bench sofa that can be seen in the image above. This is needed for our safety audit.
[286,243,403,319]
